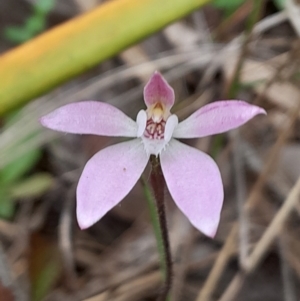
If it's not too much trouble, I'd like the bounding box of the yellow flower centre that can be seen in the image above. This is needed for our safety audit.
[144,102,170,140]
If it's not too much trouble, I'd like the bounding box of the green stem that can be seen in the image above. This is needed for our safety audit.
[142,177,167,276]
[141,155,172,301]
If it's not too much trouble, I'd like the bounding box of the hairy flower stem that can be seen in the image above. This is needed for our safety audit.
[150,155,173,301]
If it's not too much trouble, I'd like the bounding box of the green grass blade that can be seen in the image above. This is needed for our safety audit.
[0,0,211,115]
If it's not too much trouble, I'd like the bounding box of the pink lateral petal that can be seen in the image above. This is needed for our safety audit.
[144,71,175,108]
[160,139,224,237]
[173,101,266,139]
[40,101,137,137]
[76,139,149,229]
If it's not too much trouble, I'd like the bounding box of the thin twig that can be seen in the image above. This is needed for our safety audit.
[285,0,300,37]
[226,0,265,98]
[196,224,237,301]
[218,176,300,301]
[246,101,300,211]
[245,176,300,272]
[231,130,249,268]
[252,51,292,106]
[170,227,195,301]
[278,233,297,301]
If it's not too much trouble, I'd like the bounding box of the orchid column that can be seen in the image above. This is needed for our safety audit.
[40,72,266,300]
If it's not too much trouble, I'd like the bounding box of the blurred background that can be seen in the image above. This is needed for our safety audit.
[0,0,300,300]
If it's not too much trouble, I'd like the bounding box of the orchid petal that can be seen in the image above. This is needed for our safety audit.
[164,115,178,143]
[136,110,147,137]
[40,101,137,137]
[141,137,167,157]
[144,71,175,108]
[160,139,223,237]
[76,139,149,229]
[173,101,266,139]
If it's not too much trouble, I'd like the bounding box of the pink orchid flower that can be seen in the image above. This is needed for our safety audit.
[40,72,266,237]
